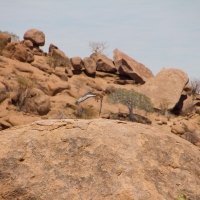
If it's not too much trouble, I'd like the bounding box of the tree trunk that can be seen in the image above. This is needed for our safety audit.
[128,106,134,122]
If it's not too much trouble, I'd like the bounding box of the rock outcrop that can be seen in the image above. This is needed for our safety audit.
[70,56,84,71]
[31,55,53,74]
[2,42,34,63]
[91,53,117,73]
[139,68,189,110]
[0,32,11,52]
[83,57,96,75]
[23,88,51,115]
[113,49,154,83]
[48,44,70,67]
[0,119,199,199]
[24,29,45,46]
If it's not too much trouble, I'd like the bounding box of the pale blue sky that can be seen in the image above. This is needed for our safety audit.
[1,0,200,78]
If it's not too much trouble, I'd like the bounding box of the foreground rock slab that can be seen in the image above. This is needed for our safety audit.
[0,119,200,199]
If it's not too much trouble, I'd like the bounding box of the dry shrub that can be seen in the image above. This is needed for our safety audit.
[16,76,34,111]
[159,98,170,115]
[105,85,116,94]
[89,42,108,53]
[73,80,82,93]
[190,78,200,95]
[75,105,98,119]
[46,55,68,69]
[184,132,199,145]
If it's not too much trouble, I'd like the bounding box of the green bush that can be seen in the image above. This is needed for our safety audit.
[107,88,153,122]
[177,195,188,200]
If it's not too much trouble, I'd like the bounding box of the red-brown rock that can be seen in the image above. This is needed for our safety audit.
[70,56,84,71]
[50,49,70,67]
[23,88,51,115]
[90,53,116,73]
[139,68,189,110]
[0,32,11,51]
[65,67,73,77]
[2,42,34,63]
[48,43,58,53]
[31,55,53,74]
[24,29,45,46]
[32,45,44,56]
[83,57,96,75]
[23,39,33,49]
[113,49,154,83]
[0,82,7,103]
[47,80,70,96]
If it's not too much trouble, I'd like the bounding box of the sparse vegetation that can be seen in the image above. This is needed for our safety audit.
[46,55,68,69]
[75,104,98,119]
[89,41,108,53]
[16,76,34,111]
[3,31,20,42]
[190,78,200,95]
[159,98,170,115]
[107,88,153,122]
[184,132,199,145]
[46,55,60,69]
[0,31,20,55]
[73,80,82,93]
[105,85,116,94]
[177,195,188,200]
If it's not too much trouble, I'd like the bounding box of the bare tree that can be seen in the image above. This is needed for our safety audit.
[89,42,108,53]
[190,78,200,95]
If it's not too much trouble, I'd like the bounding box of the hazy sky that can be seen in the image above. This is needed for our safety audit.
[1,0,200,78]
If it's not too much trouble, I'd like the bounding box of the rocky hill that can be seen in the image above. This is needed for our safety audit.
[0,29,200,146]
[0,29,200,199]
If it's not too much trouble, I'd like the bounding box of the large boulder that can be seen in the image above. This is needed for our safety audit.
[47,80,70,96]
[2,42,34,63]
[49,43,58,53]
[70,56,84,71]
[113,49,154,83]
[90,53,117,73]
[139,68,189,110]
[83,57,96,75]
[23,39,33,49]
[23,88,51,115]
[0,119,199,199]
[24,29,45,46]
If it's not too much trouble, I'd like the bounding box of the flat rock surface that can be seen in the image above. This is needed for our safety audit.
[0,119,200,200]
